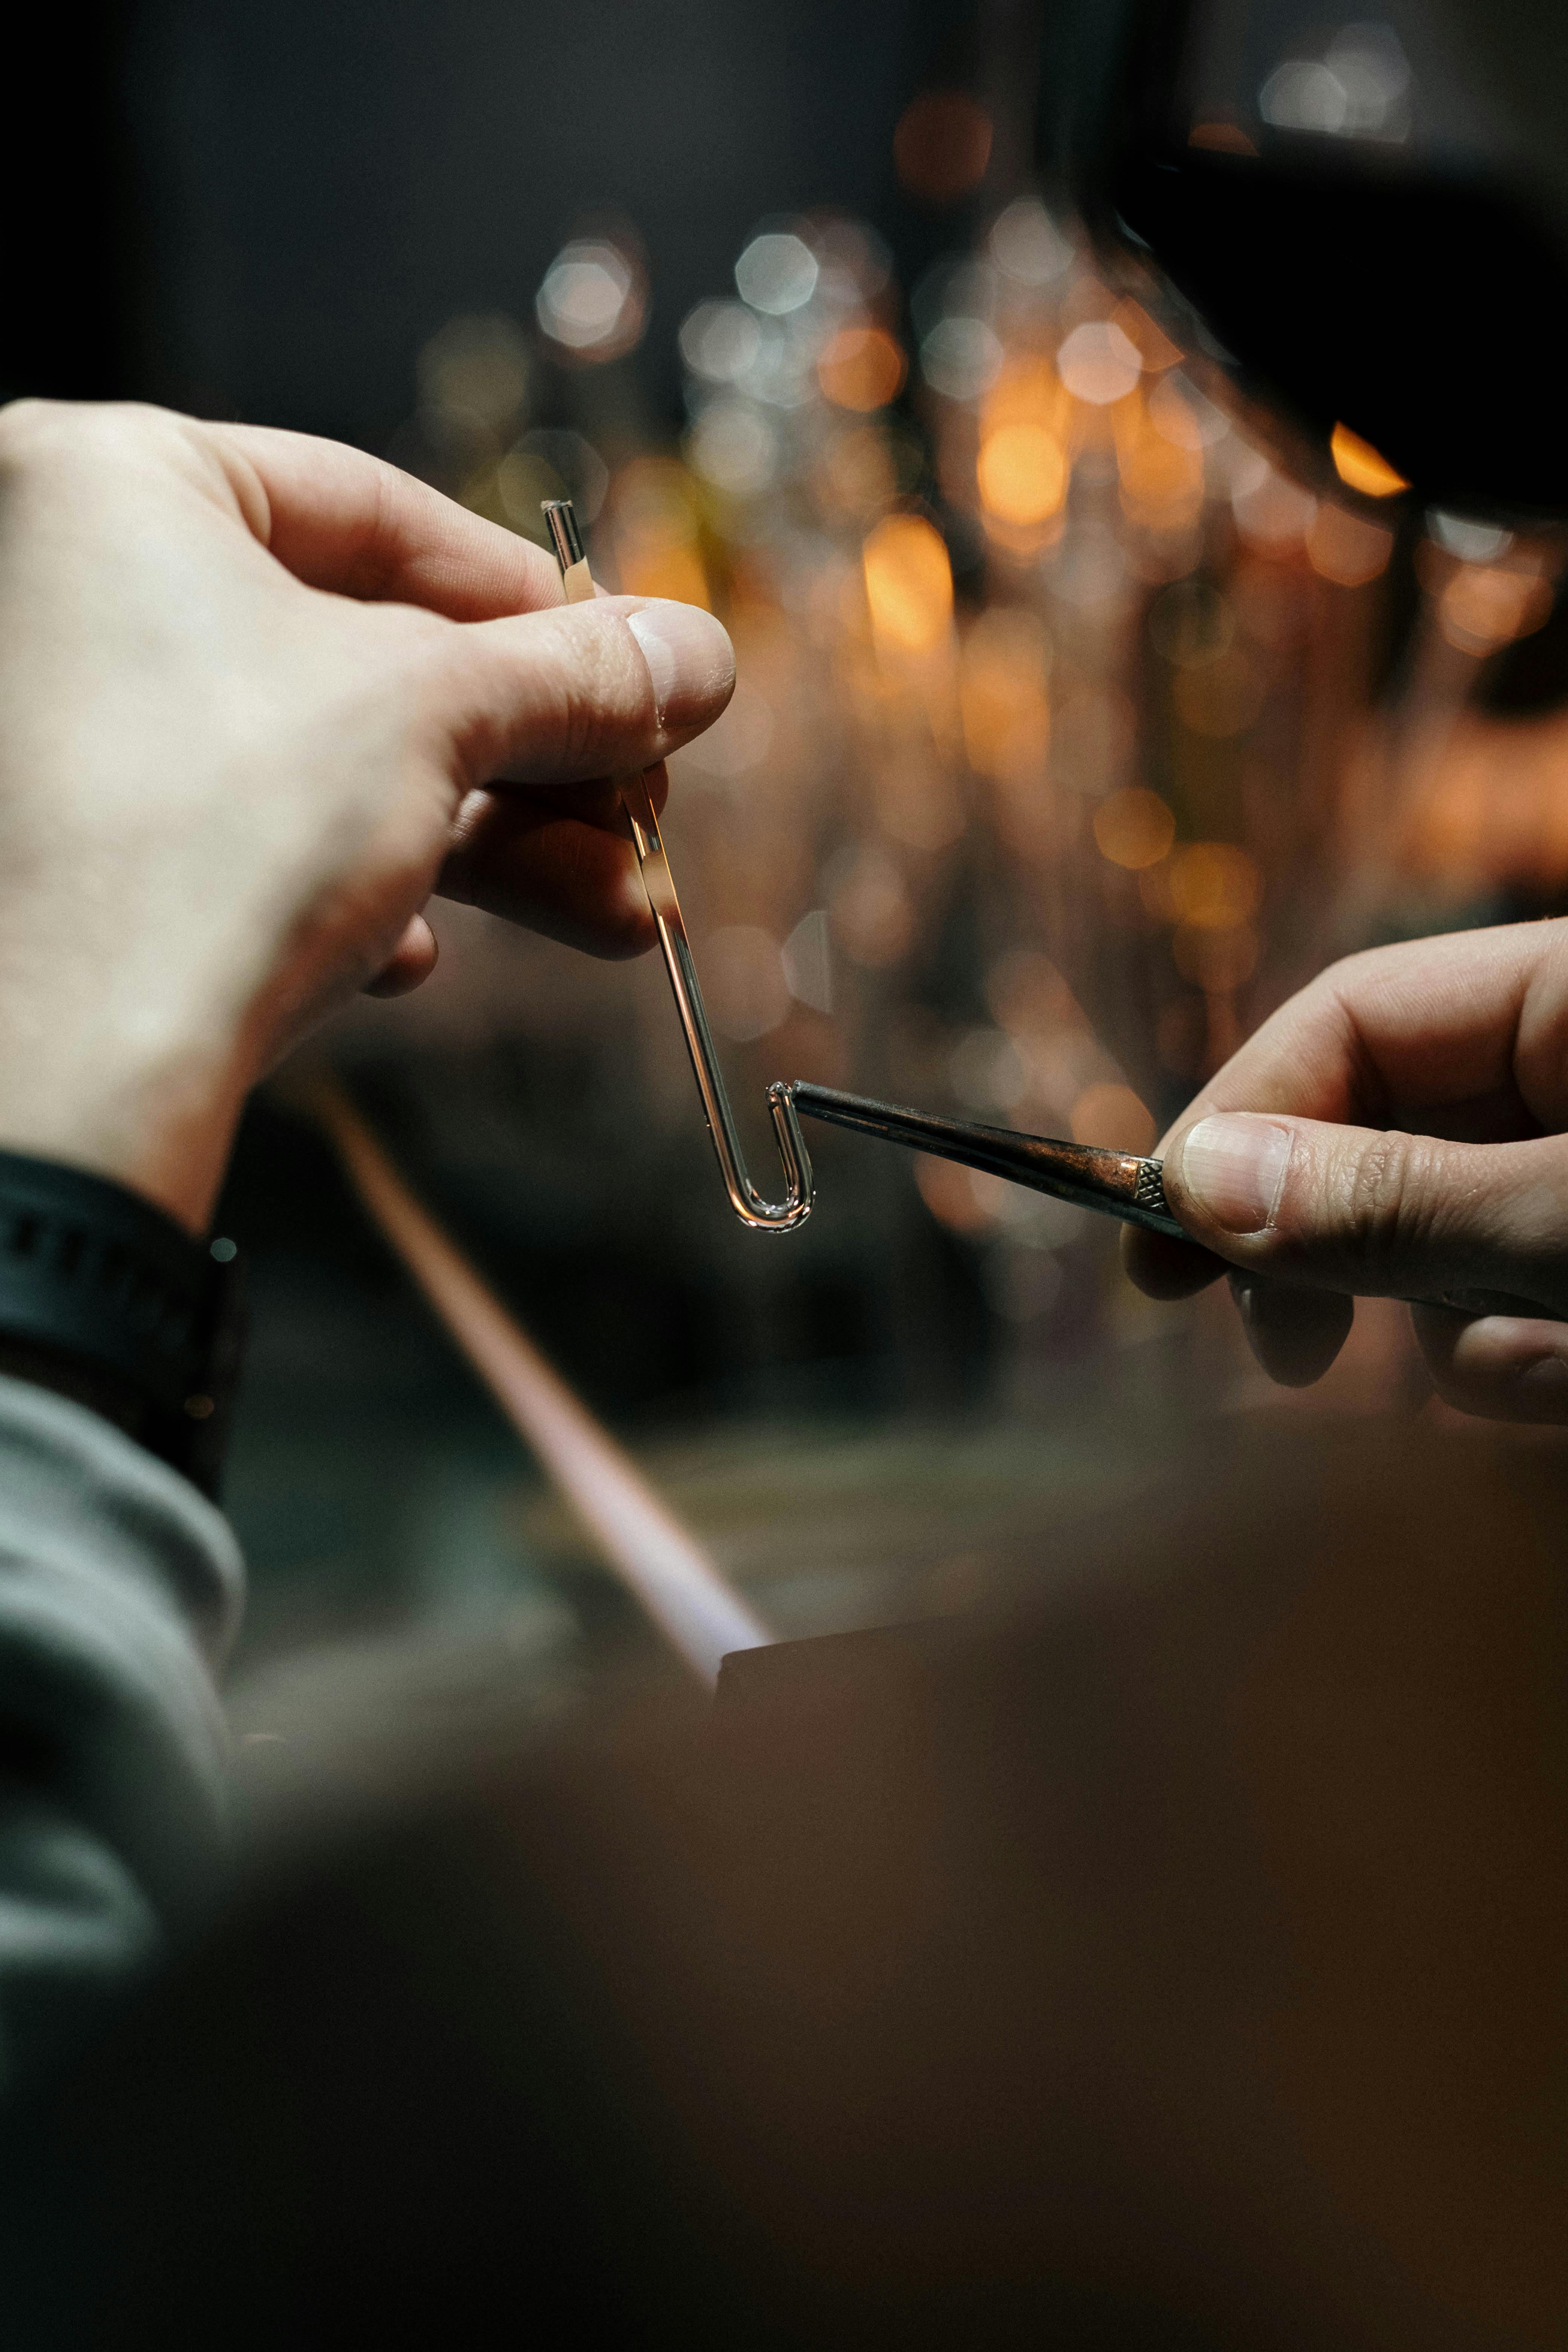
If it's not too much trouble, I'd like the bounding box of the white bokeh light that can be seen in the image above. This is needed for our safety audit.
[1259,59,1350,132]
[989,199,1072,288]
[921,316,1004,401]
[678,300,763,385]
[735,231,819,316]
[686,400,779,496]
[1057,321,1142,405]
[1428,511,1514,565]
[535,242,642,354]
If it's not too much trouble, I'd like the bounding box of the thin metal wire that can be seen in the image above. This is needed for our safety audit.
[546,501,813,1234]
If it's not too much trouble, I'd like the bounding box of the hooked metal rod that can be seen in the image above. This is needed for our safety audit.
[545,501,812,1234]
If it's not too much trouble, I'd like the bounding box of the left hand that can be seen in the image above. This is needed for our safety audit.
[0,400,735,1230]
[1122,921,1568,1423]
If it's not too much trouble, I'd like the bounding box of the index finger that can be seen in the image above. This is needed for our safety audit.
[1177,922,1568,1137]
[1124,921,1568,1301]
[204,421,566,621]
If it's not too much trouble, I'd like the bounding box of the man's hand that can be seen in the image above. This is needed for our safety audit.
[0,400,735,1230]
[1123,921,1568,1423]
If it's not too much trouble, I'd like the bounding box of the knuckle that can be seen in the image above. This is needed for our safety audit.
[0,395,70,469]
[0,397,181,482]
[1320,940,1391,991]
[1338,1128,1439,1261]
[556,618,649,771]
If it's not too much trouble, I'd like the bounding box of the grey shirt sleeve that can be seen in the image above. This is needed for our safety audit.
[0,1374,243,2095]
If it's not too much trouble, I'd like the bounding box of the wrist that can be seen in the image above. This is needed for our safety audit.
[0,1021,250,1237]
[0,1146,246,1497]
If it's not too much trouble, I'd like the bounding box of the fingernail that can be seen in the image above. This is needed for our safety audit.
[626,603,734,730]
[1178,1115,1292,1234]
[1519,1357,1568,1395]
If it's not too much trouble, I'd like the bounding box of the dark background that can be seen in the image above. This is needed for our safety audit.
[5,0,1005,435]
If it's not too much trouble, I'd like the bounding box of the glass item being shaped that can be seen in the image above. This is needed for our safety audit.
[545,498,1194,1248]
[544,499,813,1233]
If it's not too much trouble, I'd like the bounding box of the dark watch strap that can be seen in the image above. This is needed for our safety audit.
[0,1149,244,1499]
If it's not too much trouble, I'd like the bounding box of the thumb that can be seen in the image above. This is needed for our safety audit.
[1162,1111,1568,1315]
[420,594,735,787]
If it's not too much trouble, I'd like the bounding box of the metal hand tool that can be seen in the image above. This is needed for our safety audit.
[544,499,812,1233]
[779,1081,1183,1236]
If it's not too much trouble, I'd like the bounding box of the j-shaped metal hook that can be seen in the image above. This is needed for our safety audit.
[545,501,813,1233]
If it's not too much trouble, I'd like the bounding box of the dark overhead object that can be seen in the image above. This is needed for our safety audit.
[1039,0,1568,520]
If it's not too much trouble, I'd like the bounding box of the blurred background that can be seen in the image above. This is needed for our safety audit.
[11,0,1568,1705]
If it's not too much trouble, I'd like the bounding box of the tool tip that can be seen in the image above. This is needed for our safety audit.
[541,499,584,570]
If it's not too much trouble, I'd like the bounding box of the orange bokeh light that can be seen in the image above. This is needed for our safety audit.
[1172,922,1259,991]
[916,1153,997,1232]
[612,458,712,608]
[894,90,993,203]
[960,609,1050,780]
[617,541,710,607]
[1330,422,1410,499]
[1069,1081,1156,1153]
[1439,565,1554,654]
[1188,121,1258,155]
[1115,406,1204,533]
[818,325,907,413]
[977,424,1068,527]
[862,512,954,654]
[1307,502,1394,586]
[1404,715,1568,888]
[1167,842,1262,929]
[1092,787,1176,870]
[981,355,1067,438]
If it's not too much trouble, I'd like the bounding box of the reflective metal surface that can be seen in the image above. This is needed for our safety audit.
[785,1082,1184,1238]
[550,501,813,1234]
[541,498,585,570]
[786,1084,1566,1314]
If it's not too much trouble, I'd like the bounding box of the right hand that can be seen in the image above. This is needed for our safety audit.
[1123,921,1568,1423]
